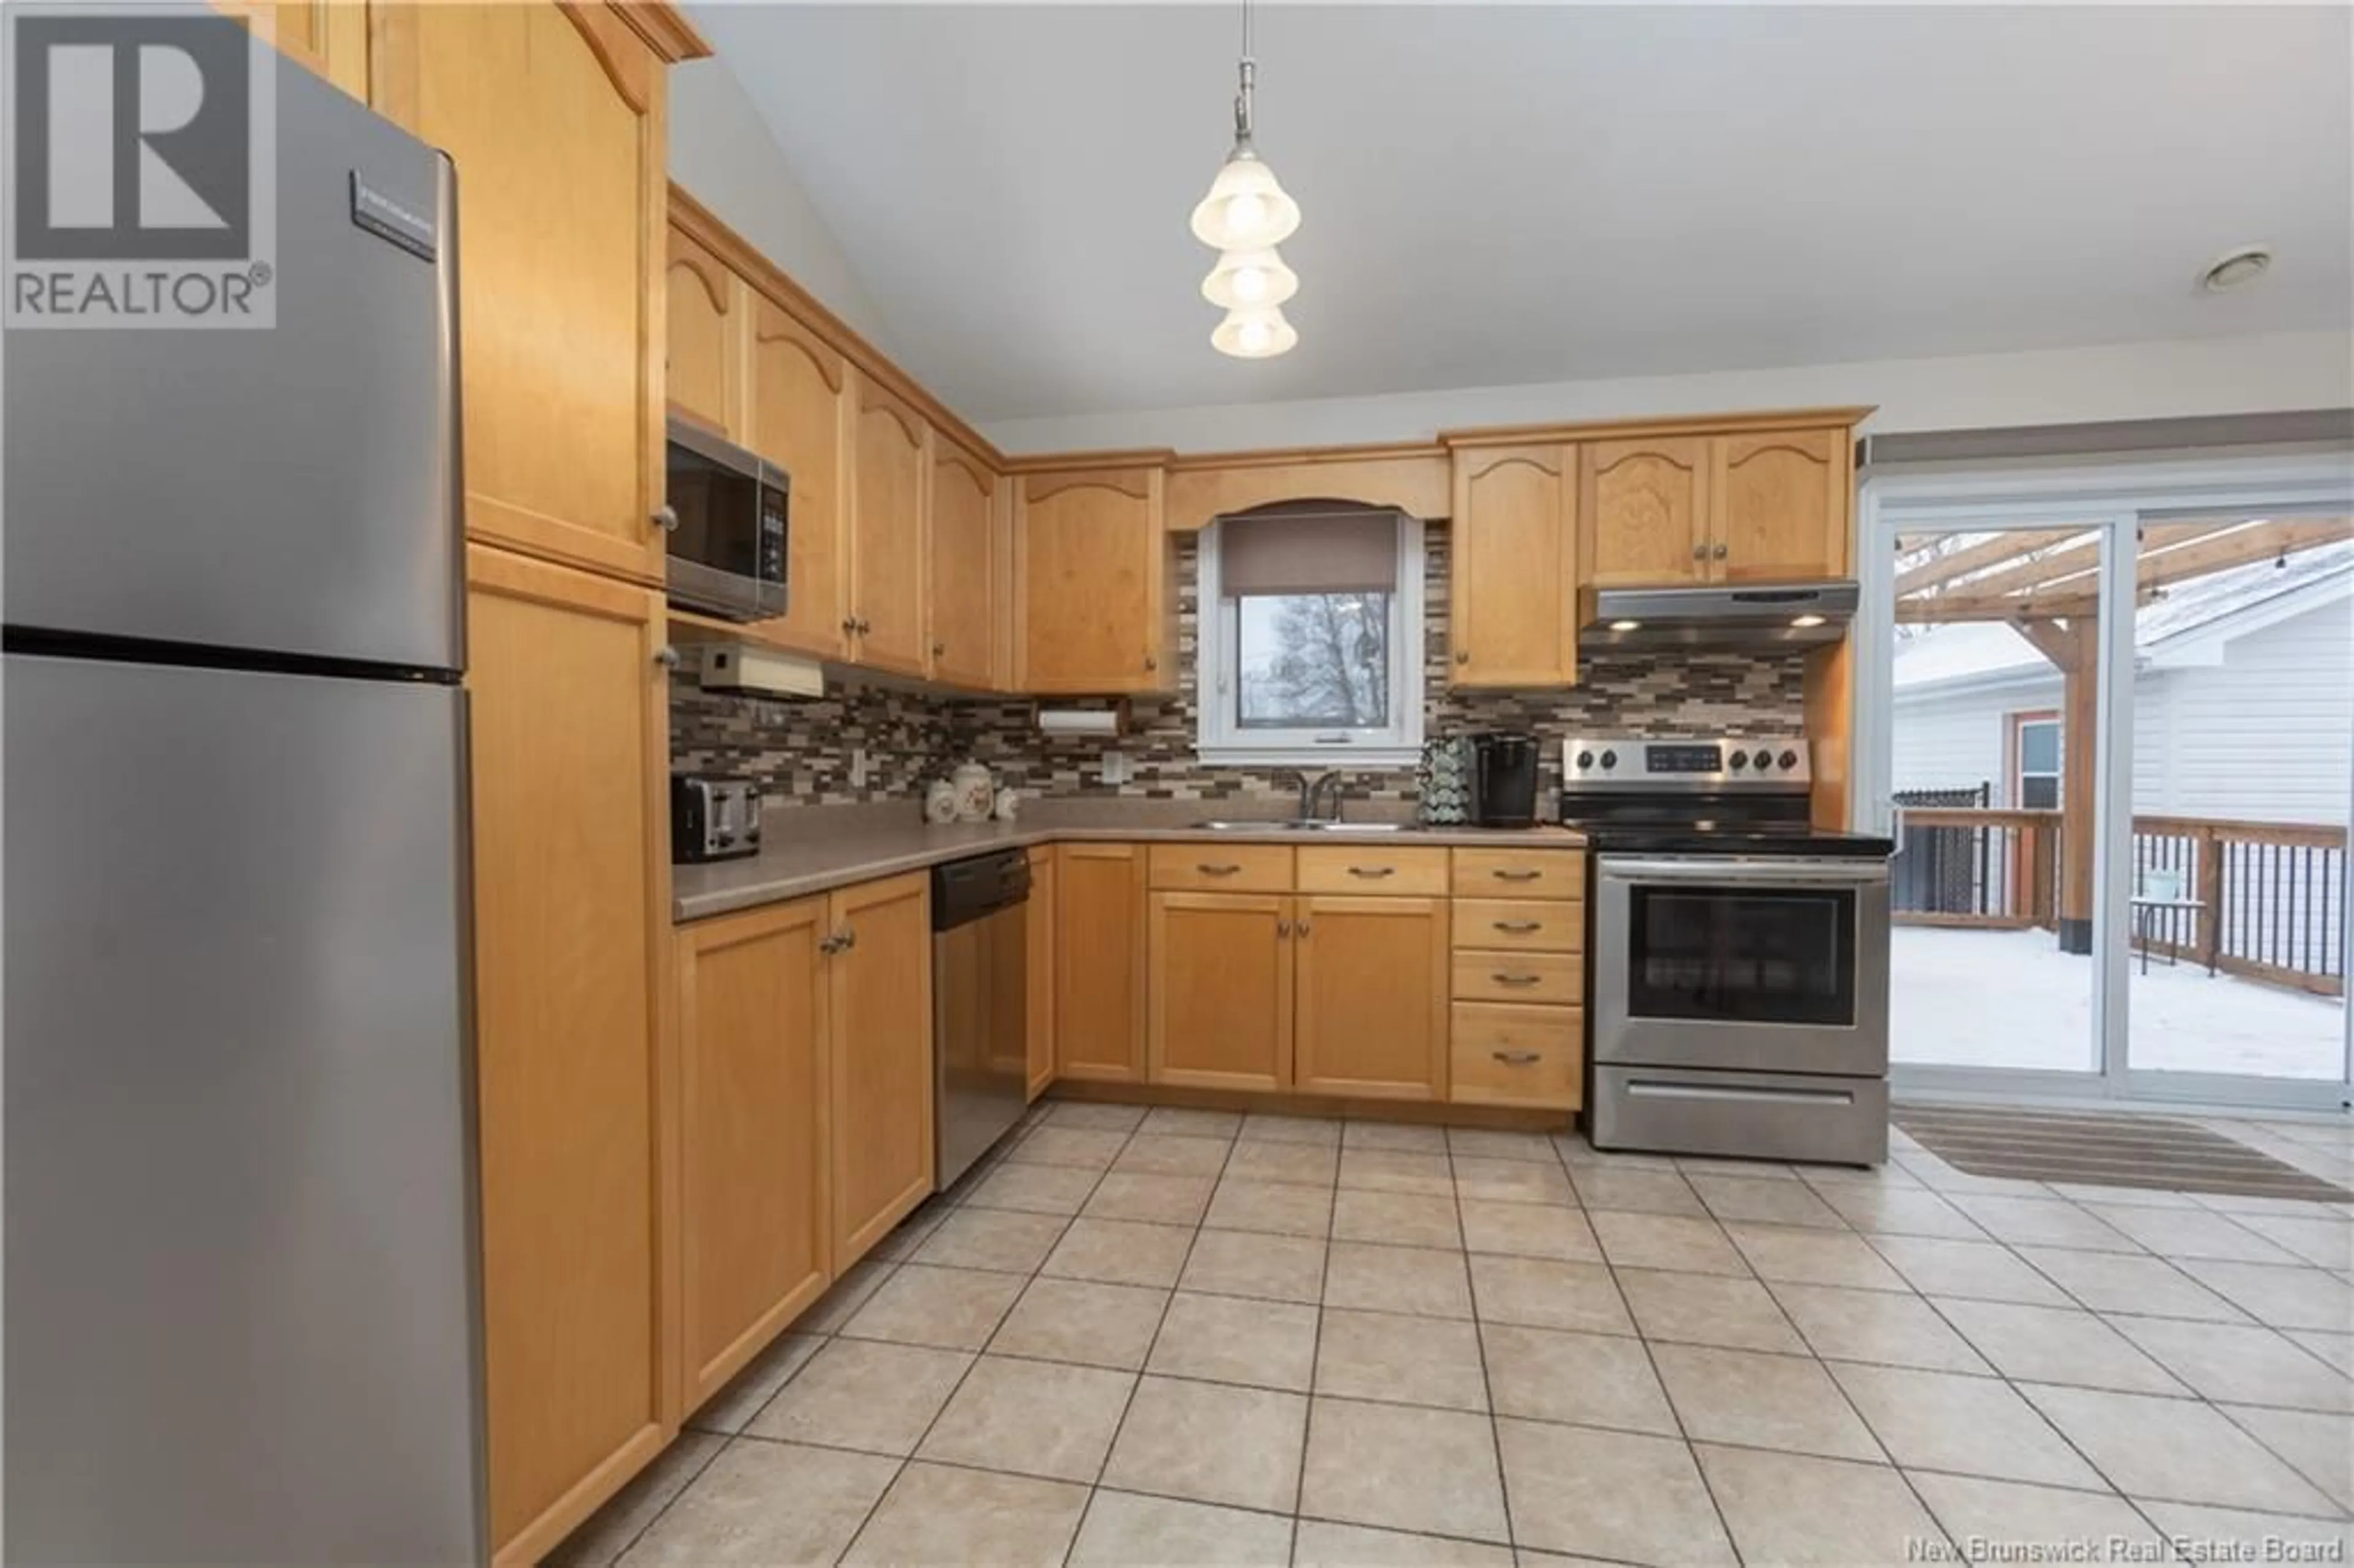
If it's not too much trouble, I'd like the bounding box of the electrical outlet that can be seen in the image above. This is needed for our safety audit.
[850,747,869,788]
[1100,750,1131,786]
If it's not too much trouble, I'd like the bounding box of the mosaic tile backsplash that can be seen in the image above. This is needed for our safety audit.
[670,527,1810,808]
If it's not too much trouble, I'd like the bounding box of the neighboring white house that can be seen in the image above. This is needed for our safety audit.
[1892,544,2354,826]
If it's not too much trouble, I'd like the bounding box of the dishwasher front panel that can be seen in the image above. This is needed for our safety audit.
[934,903,1029,1189]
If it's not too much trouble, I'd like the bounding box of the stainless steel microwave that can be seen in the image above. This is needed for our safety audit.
[663,417,788,622]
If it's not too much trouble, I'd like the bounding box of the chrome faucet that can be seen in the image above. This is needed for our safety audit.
[1306,772,1346,822]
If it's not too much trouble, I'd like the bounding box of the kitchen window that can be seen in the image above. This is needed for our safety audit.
[1195,506,1426,766]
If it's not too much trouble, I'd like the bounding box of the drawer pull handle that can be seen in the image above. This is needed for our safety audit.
[1348,866,1395,878]
[1493,972,1542,987]
[1494,919,1542,934]
[1198,862,1243,875]
[1492,1049,1542,1066]
[1492,868,1544,882]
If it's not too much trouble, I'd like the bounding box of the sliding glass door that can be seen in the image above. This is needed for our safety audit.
[1858,454,2353,1109]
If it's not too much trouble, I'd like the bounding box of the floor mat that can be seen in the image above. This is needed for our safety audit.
[1893,1105,2352,1203]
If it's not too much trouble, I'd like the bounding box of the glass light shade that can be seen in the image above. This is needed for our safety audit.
[1211,304,1298,359]
[1201,246,1298,310]
[1189,152,1301,249]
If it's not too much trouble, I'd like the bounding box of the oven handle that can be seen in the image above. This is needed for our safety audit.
[1598,856,1890,888]
[1625,1079,1858,1107]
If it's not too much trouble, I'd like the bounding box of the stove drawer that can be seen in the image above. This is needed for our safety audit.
[1453,899,1582,953]
[1591,1065,1888,1166]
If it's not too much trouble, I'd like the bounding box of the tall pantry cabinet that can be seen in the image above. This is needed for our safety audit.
[371,4,709,1562]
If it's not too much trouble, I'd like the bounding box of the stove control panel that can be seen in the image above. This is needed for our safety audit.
[1559,736,1811,790]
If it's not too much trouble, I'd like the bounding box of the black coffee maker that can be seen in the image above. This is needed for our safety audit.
[1469,732,1542,828]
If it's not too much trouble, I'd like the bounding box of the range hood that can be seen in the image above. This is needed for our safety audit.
[1579,581,1859,651]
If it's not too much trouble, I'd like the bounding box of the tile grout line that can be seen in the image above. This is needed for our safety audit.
[1287,1117,1343,1556]
[830,1103,1145,1567]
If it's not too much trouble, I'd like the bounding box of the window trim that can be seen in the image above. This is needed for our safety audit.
[1194,515,1427,767]
[2009,709,2063,810]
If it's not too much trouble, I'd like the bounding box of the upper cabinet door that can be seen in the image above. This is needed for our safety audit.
[928,441,999,689]
[1581,436,1710,588]
[848,373,930,677]
[1710,427,1850,582]
[664,228,739,436]
[1016,468,1168,694]
[216,0,370,97]
[747,299,849,660]
[374,2,669,585]
[1449,444,1575,688]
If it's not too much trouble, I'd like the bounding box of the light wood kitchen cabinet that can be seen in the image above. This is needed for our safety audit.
[674,897,830,1415]
[929,438,1000,688]
[1582,435,1711,588]
[1015,466,1173,693]
[826,872,934,1265]
[1149,892,1293,1092]
[1025,847,1057,1101]
[748,297,851,660]
[664,228,741,436]
[1582,423,1854,587]
[1450,1003,1582,1109]
[847,374,931,676]
[218,0,369,97]
[1291,896,1452,1100]
[463,544,674,1563]
[375,2,699,588]
[1712,427,1849,581]
[1447,443,1577,688]
[1056,844,1149,1082]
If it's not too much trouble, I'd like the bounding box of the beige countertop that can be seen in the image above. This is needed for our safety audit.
[672,801,1586,923]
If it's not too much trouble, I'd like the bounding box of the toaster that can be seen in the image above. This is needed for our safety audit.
[671,775,762,864]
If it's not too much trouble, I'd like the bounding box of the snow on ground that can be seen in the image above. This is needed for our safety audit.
[1891,924,2348,1079]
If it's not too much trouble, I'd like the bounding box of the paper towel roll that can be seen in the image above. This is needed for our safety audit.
[1036,708,1121,737]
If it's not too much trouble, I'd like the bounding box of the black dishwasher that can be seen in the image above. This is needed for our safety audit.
[932,850,1031,1189]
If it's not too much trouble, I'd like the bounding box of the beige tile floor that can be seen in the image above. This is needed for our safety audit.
[554,1104,2354,1567]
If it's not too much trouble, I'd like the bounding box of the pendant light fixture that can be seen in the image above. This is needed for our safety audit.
[1194,0,1300,357]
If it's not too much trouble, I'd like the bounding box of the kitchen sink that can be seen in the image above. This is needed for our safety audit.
[1188,819,1417,833]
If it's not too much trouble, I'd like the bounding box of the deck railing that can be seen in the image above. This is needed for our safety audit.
[1891,806,2347,999]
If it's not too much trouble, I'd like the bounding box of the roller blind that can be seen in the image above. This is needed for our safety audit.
[1217,506,1399,596]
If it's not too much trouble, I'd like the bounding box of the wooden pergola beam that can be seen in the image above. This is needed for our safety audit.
[1946,521,2234,603]
[1892,531,2060,597]
[1893,593,2098,623]
[2136,516,2351,592]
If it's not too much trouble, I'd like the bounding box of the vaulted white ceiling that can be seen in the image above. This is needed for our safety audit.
[692,4,2352,424]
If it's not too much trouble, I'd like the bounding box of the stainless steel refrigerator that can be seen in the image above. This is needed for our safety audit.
[2,48,485,1565]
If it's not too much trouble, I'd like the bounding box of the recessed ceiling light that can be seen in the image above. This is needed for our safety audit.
[2198,245,2273,292]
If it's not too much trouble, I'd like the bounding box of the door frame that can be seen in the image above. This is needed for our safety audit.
[1857,448,2353,1110]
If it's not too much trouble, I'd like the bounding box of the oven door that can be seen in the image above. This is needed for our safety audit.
[1593,855,1890,1075]
[665,421,788,622]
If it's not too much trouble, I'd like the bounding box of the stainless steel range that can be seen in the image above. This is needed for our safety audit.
[1560,737,1895,1166]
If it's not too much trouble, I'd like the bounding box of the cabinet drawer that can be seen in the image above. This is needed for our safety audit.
[1451,1003,1583,1109]
[1452,899,1583,953]
[1452,847,1586,900]
[1295,845,1449,896]
[1452,950,1582,1005]
[1149,843,1294,892]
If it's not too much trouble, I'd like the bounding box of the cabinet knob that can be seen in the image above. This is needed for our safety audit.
[653,645,681,669]
[1712,541,1729,559]
[1690,543,1707,560]
[932,641,946,658]
[1296,921,1312,938]
[1277,919,1293,938]
[653,504,679,534]
[1491,1049,1542,1066]
[859,617,874,634]
[1454,649,1470,665]
[1143,655,1158,672]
